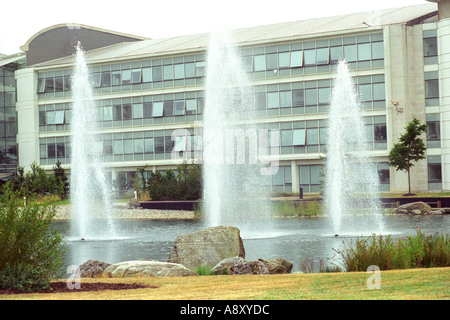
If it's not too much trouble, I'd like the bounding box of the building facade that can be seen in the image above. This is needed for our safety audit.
[11,2,450,194]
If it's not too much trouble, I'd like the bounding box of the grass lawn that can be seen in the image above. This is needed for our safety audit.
[2,267,448,300]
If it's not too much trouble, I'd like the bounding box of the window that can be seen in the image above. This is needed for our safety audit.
[131,69,142,84]
[185,62,195,78]
[371,42,384,60]
[133,103,143,119]
[357,43,371,61]
[54,110,65,125]
[152,102,164,117]
[267,92,279,109]
[134,139,144,153]
[54,77,64,92]
[318,87,330,105]
[280,91,291,108]
[344,44,357,62]
[359,83,372,102]
[39,111,46,126]
[254,55,266,71]
[293,89,304,107]
[425,79,439,99]
[103,140,113,155]
[428,156,442,184]
[293,129,306,146]
[155,137,165,153]
[153,66,162,82]
[56,143,65,157]
[101,71,111,87]
[186,99,197,115]
[255,92,266,109]
[163,65,173,80]
[377,163,390,185]
[47,144,56,158]
[306,128,318,145]
[195,61,206,77]
[174,100,185,115]
[305,89,317,106]
[142,67,152,83]
[121,70,131,85]
[113,140,123,154]
[372,83,385,101]
[330,46,343,64]
[426,114,440,148]
[174,135,187,152]
[37,78,46,93]
[143,102,152,118]
[174,64,185,79]
[47,111,55,125]
[374,124,387,142]
[103,106,113,121]
[304,49,316,66]
[45,78,55,93]
[266,53,278,70]
[92,73,101,88]
[290,51,303,68]
[281,130,292,146]
[144,138,154,153]
[113,105,122,121]
[424,37,437,58]
[316,47,330,65]
[279,52,290,68]
[123,104,132,120]
[112,71,121,86]
[164,101,174,116]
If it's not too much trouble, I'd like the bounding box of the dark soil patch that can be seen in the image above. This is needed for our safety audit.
[0,281,158,295]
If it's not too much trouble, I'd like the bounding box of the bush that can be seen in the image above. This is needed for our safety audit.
[0,191,66,292]
[335,229,449,272]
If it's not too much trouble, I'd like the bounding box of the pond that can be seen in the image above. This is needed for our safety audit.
[53,214,449,276]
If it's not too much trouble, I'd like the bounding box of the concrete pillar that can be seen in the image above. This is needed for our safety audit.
[291,160,299,193]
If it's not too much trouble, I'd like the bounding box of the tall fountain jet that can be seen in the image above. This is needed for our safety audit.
[202,30,274,236]
[325,60,383,236]
[70,43,115,239]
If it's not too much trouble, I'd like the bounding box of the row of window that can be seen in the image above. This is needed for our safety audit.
[423,30,438,65]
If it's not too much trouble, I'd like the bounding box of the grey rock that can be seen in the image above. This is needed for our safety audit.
[103,260,197,278]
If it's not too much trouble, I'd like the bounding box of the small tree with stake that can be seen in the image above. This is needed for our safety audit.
[388,118,427,195]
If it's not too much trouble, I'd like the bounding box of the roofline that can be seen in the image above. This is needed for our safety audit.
[19,23,150,52]
[0,52,26,67]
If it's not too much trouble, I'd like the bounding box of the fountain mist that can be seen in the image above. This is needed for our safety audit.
[70,43,115,239]
[202,30,273,236]
[325,61,383,236]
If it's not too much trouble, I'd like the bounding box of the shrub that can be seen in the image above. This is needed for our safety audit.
[0,191,66,292]
[335,229,449,272]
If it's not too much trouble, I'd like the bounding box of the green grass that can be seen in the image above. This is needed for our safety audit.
[274,200,323,217]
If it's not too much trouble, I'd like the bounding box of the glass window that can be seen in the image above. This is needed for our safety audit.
[318,87,330,105]
[427,120,440,141]
[92,73,101,88]
[142,67,152,82]
[195,61,206,77]
[47,144,55,158]
[56,143,65,157]
[373,83,385,101]
[316,47,330,65]
[121,70,131,85]
[39,111,46,126]
[359,84,372,102]
[143,102,152,118]
[103,140,113,155]
[280,91,292,108]
[47,111,55,125]
[344,44,357,62]
[134,138,144,153]
[164,136,174,153]
[267,92,279,109]
[293,89,304,107]
[424,37,437,57]
[290,51,303,68]
[174,64,185,79]
[144,138,154,153]
[310,165,321,185]
[103,106,113,121]
[266,53,278,70]
[155,137,164,153]
[123,104,132,120]
[293,129,306,146]
[133,103,143,119]
[374,124,387,142]
[377,163,390,185]
[101,71,111,87]
[37,78,46,93]
[54,77,64,92]
[163,65,173,80]
[371,42,384,60]
[307,128,318,145]
[152,102,164,117]
[112,71,121,86]
[164,101,174,116]
[319,127,328,145]
[299,165,309,185]
[114,140,123,154]
[304,49,316,66]
[305,89,317,106]
[254,55,266,71]
[174,135,187,152]
[185,62,195,78]
[131,69,142,84]
[54,110,65,125]
[186,99,197,115]
[174,100,185,115]
[153,66,163,82]
[45,78,55,93]
[123,139,133,154]
[279,52,290,68]
[425,79,439,98]
[330,46,343,64]
[428,163,442,183]
[113,105,122,121]
[255,92,266,109]
[357,43,371,61]
[281,130,292,146]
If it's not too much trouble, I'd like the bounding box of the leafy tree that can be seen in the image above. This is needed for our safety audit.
[388,118,427,195]
[53,160,69,199]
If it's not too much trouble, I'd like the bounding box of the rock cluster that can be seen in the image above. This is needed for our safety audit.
[395,201,446,215]
[79,225,293,278]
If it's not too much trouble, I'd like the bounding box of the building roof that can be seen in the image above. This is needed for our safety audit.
[0,52,26,67]
[31,3,437,69]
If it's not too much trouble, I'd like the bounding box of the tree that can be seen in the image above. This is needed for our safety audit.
[53,160,69,200]
[388,118,427,195]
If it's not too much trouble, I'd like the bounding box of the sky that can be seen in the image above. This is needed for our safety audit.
[0,0,430,55]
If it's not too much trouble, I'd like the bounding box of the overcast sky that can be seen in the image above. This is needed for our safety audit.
[0,0,430,55]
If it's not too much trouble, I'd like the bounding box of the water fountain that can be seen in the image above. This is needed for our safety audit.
[202,30,274,237]
[70,42,116,240]
[324,60,384,236]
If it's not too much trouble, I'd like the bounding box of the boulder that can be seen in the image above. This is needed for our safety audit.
[212,256,247,275]
[78,259,111,278]
[395,202,432,215]
[258,258,293,274]
[103,260,197,278]
[128,198,141,208]
[167,225,245,269]
[229,260,269,275]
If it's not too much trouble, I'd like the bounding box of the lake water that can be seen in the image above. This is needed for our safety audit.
[53,214,449,275]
